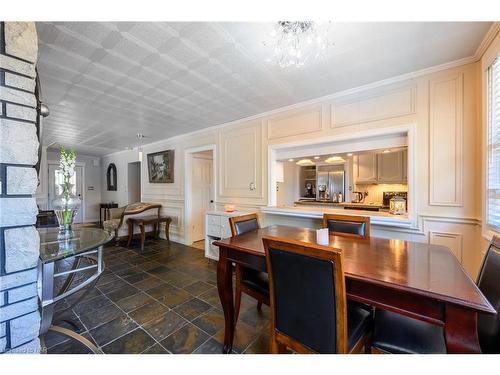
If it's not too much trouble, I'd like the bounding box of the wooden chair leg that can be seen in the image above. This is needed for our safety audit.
[234,265,242,324]
[126,222,133,247]
[140,224,145,252]
[277,343,287,354]
[257,301,263,310]
[165,220,171,244]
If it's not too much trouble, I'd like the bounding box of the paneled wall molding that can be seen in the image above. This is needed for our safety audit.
[429,230,464,263]
[141,195,184,203]
[429,72,464,207]
[330,85,416,128]
[266,104,325,140]
[218,120,263,200]
[421,214,481,226]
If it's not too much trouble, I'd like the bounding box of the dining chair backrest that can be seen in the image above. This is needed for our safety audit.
[323,214,370,239]
[229,213,259,236]
[262,235,348,353]
[477,235,500,353]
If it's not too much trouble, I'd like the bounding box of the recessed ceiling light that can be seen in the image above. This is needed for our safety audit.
[314,156,320,159]
[347,153,353,156]
[296,159,315,166]
[383,149,391,153]
[325,156,345,164]
[288,158,294,162]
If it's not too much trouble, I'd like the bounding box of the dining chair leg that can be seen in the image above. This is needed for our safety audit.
[277,343,287,354]
[234,266,242,324]
[257,301,263,310]
[269,334,279,354]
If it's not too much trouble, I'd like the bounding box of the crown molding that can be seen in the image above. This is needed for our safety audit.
[473,22,500,60]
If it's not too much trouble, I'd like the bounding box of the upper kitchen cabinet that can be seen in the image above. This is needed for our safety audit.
[354,153,378,183]
[377,151,404,183]
[354,150,407,184]
[218,121,263,199]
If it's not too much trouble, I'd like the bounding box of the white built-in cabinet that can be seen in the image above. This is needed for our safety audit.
[204,211,252,260]
[354,150,407,184]
[218,121,262,199]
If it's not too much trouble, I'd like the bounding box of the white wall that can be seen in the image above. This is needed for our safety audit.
[127,162,141,204]
[101,150,141,207]
[102,59,487,277]
[36,148,102,222]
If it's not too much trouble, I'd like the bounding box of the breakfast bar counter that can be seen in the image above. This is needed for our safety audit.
[260,205,412,228]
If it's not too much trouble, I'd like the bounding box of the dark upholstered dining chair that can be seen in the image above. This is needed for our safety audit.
[322,214,370,239]
[371,235,500,354]
[262,236,372,354]
[228,214,270,324]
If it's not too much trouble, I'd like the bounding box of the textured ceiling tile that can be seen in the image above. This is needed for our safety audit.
[35,21,492,155]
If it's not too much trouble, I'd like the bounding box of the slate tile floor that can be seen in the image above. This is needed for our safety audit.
[44,238,270,354]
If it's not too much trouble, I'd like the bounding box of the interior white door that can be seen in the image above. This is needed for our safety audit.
[48,164,84,223]
[191,156,213,242]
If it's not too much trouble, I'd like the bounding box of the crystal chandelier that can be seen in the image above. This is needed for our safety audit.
[264,21,331,68]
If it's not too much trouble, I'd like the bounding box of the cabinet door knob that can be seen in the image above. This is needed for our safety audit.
[249,182,255,191]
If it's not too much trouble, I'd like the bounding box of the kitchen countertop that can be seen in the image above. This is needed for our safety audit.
[294,200,383,209]
[261,205,412,228]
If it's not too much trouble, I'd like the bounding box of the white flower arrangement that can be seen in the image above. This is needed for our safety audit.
[58,146,77,225]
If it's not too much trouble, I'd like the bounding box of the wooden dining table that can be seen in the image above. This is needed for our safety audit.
[213,225,496,354]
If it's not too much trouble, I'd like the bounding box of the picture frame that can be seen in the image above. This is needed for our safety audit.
[147,150,174,183]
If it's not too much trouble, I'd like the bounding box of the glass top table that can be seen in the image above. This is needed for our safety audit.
[38,227,113,353]
[38,227,113,264]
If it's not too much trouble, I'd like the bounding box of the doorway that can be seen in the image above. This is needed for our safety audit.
[48,162,85,223]
[127,161,141,204]
[185,145,216,246]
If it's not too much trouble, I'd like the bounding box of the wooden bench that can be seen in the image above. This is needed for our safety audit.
[126,215,172,251]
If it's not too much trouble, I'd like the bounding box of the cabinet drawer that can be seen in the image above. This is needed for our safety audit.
[221,224,232,239]
[206,215,221,226]
[207,224,222,237]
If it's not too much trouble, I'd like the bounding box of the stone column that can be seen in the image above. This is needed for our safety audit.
[0,22,41,354]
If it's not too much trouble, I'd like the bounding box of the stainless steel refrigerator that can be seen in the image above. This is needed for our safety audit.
[317,165,345,202]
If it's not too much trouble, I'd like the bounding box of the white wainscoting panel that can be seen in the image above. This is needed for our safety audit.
[429,230,463,263]
[429,73,463,206]
[267,105,323,140]
[219,121,263,199]
[330,86,416,128]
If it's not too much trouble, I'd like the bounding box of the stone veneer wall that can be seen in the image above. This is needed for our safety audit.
[0,22,41,354]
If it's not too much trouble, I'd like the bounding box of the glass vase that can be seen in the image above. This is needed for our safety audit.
[52,183,81,239]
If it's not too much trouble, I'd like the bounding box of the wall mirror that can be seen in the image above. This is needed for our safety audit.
[107,163,117,191]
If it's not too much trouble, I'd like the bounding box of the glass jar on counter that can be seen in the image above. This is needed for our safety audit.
[389,196,406,215]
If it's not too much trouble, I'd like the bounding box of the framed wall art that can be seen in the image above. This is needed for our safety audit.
[147,150,174,183]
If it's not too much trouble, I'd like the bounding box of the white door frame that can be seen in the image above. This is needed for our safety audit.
[184,144,216,246]
[47,160,86,223]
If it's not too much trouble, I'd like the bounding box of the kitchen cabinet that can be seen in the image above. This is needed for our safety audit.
[378,151,404,183]
[354,153,378,183]
[354,150,407,184]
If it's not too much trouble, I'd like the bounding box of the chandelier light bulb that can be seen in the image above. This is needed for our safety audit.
[264,21,332,68]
